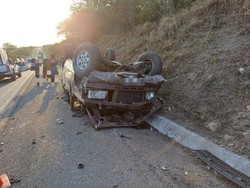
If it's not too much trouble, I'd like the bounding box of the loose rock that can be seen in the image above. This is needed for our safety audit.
[247,105,250,111]
[224,134,233,141]
[207,121,221,131]
[161,166,168,171]
[56,118,64,124]
[242,130,250,142]
[239,67,246,74]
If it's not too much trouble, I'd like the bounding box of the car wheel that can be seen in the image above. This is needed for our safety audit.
[136,52,163,75]
[11,72,16,81]
[106,48,115,61]
[73,42,102,78]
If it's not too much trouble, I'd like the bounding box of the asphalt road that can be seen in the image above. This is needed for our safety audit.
[0,70,34,115]
[0,78,236,187]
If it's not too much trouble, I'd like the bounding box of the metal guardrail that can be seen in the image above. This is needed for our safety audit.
[146,115,250,187]
[190,149,250,188]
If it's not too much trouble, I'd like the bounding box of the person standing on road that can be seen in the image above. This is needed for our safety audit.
[50,55,57,82]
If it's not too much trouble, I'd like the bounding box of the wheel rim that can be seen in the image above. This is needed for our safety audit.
[142,61,152,74]
[76,50,90,71]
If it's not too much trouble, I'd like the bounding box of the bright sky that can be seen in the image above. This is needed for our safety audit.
[0,0,73,47]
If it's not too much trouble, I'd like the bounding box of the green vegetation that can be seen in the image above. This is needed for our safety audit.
[1,43,62,61]
[57,0,198,45]
[2,0,198,59]
[2,43,37,60]
[4,0,246,61]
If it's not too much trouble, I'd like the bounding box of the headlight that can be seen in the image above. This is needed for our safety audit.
[146,92,155,100]
[88,90,108,99]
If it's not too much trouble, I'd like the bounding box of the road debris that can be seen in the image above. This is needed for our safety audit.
[8,175,21,186]
[32,139,36,145]
[239,67,246,74]
[56,118,64,124]
[161,166,168,171]
[78,163,84,169]
[120,134,132,139]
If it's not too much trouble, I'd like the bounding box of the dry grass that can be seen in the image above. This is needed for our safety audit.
[96,0,250,158]
[98,0,249,64]
[134,22,157,36]
[151,0,248,41]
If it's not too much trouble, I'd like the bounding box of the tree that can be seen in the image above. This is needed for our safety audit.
[58,8,101,46]
[2,43,17,51]
[2,43,17,59]
[57,0,198,43]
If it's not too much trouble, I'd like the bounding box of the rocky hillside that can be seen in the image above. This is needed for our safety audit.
[97,0,250,158]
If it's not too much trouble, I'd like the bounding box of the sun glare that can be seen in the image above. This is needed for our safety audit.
[0,0,72,47]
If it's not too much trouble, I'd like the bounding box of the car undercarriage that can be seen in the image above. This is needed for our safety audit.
[62,42,165,129]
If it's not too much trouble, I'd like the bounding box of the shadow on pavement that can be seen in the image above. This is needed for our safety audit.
[0,81,61,120]
[0,78,13,87]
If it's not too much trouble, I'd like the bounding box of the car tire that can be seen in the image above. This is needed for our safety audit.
[106,48,115,61]
[73,42,102,78]
[136,52,163,75]
[11,72,16,81]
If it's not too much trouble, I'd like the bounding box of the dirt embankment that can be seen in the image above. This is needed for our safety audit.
[97,0,250,158]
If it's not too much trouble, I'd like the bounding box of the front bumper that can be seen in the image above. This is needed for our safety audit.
[84,98,164,129]
[73,71,165,129]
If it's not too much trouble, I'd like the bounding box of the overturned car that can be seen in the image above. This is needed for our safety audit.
[62,42,165,129]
